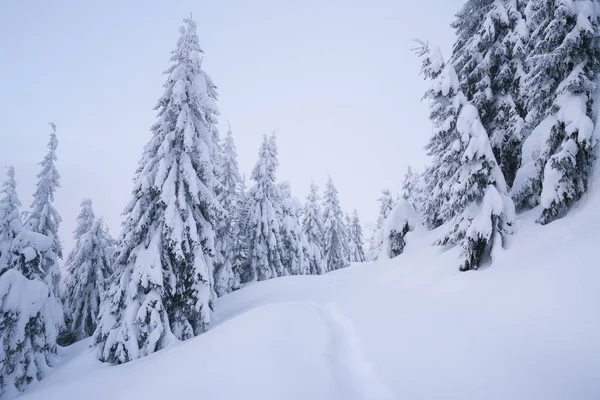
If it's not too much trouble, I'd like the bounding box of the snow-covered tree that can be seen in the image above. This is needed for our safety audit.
[401,166,416,204]
[241,133,285,282]
[62,199,115,342]
[0,167,20,262]
[513,1,600,224]
[232,174,249,281]
[451,0,529,186]
[0,167,63,397]
[214,124,243,296]
[279,182,307,275]
[415,40,515,271]
[26,122,62,297]
[93,17,222,364]
[378,200,419,260]
[346,210,366,263]
[322,176,349,271]
[302,182,326,275]
[367,189,396,260]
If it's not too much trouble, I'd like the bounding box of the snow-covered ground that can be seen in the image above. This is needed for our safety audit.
[19,192,600,399]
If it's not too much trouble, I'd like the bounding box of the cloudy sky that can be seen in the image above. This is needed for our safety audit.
[0,0,463,253]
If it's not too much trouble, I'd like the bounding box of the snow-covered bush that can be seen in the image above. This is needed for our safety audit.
[378,200,419,260]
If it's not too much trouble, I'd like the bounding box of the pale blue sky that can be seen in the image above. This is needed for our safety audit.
[0,0,462,252]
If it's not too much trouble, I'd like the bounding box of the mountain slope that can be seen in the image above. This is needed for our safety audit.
[19,187,600,400]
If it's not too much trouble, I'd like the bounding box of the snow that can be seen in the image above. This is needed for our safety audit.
[15,182,600,399]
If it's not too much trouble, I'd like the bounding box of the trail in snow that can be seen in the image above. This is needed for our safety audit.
[319,302,395,400]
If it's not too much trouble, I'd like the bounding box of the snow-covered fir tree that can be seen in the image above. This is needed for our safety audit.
[26,122,62,297]
[62,199,115,342]
[301,182,326,275]
[415,40,515,271]
[513,1,600,224]
[401,166,416,204]
[232,174,249,281]
[0,167,20,262]
[214,124,243,296]
[240,133,285,282]
[367,189,396,260]
[279,181,307,275]
[346,210,366,263]
[322,176,349,271]
[0,167,63,397]
[93,17,223,364]
[451,0,529,187]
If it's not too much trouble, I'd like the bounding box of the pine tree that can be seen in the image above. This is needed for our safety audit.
[322,176,349,271]
[451,0,529,187]
[347,210,366,262]
[241,133,285,282]
[214,124,243,296]
[415,40,515,271]
[93,17,222,364]
[279,182,307,275]
[513,1,600,224]
[62,200,115,342]
[26,122,62,297]
[302,182,326,275]
[0,167,20,262]
[0,167,63,397]
[232,174,249,281]
[367,189,396,260]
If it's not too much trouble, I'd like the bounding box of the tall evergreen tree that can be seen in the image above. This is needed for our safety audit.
[367,189,396,260]
[0,167,20,262]
[347,210,366,263]
[322,176,349,271]
[232,174,249,281]
[451,0,529,186]
[279,182,307,275]
[26,122,62,297]
[62,200,115,342]
[415,40,515,271]
[241,133,285,282]
[0,167,63,397]
[513,1,600,223]
[93,17,222,364]
[302,182,326,275]
[214,124,243,296]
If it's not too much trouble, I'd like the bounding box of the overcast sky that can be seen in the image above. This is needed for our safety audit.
[0,0,463,253]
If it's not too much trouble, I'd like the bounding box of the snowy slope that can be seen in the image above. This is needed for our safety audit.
[18,190,600,399]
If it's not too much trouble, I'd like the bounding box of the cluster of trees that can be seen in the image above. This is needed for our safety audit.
[0,17,365,396]
[366,0,600,270]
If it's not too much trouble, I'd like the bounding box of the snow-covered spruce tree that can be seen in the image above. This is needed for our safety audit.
[240,133,285,282]
[279,182,307,275]
[451,0,529,187]
[214,125,242,296]
[0,167,63,397]
[415,40,515,271]
[346,210,366,263]
[232,174,249,281]
[62,199,115,342]
[512,1,600,224]
[301,182,326,275]
[322,176,349,271]
[93,18,223,364]
[26,122,62,297]
[367,189,396,260]
[401,166,416,204]
[0,167,20,261]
